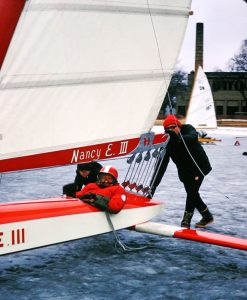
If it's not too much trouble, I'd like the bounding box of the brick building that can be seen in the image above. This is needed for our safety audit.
[175,23,247,119]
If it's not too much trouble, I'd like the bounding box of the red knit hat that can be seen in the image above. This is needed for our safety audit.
[163,115,182,128]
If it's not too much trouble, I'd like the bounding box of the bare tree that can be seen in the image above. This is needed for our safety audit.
[228,39,247,72]
[228,39,247,102]
[162,69,188,114]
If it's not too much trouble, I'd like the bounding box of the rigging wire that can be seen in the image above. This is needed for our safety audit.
[134,155,146,185]
[105,211,148,252]
[136,151,151,187]
[146,0,173,112]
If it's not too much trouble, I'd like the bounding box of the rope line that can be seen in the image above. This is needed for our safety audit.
[146,0,171,106]
[105,212,147,252]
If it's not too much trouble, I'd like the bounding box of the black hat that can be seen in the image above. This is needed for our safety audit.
[77,162,93,171]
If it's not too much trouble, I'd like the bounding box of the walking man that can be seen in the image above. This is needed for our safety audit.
[151,115,214,228]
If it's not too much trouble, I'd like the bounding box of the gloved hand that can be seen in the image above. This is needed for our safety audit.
[165,129,180,143]
[79,193,110,212]
[79,193,96,203]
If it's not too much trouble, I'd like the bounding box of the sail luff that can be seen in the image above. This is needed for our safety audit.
[185,66,200,123]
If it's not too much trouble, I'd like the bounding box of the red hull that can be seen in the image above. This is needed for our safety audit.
[0,194,158,225]
[174,228,247,251]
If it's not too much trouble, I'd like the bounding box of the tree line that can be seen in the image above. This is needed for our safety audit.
[164,38,247,112]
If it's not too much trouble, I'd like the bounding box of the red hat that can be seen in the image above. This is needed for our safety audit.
[163,115,182,128]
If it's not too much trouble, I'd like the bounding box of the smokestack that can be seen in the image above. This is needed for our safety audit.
[195,23,204,71]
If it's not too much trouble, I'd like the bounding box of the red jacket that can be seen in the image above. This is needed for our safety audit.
[76,183,127,213]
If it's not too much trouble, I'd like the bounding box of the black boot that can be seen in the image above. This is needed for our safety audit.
[181,211,194,229]
[195,208,214,228]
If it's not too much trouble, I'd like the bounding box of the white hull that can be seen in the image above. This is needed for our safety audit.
[0,198,164,255]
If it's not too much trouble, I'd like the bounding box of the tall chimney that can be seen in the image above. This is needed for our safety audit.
[195,23,204,71]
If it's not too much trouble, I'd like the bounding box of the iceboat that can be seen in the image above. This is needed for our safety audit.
[0,1,246,255]
[185,66,221,144]
[0,0,192,255]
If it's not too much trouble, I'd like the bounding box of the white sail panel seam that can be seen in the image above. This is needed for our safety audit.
[0,70,171,90]
[28,3,190,17]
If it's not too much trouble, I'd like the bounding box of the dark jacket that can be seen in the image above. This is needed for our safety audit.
[152,124,212,189]
[74,161,102,190]
[63,161,102,197]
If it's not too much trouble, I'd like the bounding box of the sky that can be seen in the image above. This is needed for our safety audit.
[176,0,247,72]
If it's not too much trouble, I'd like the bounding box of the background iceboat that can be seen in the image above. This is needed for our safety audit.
[185,65,221,144]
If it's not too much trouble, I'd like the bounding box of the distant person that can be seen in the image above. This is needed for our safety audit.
[151,114,213,229]
[197,130,207,138]
[63,161,102,198]
[76,165,127,214]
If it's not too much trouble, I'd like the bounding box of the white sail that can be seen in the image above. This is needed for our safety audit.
[186,65,217,129]
[0,0,192,172]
